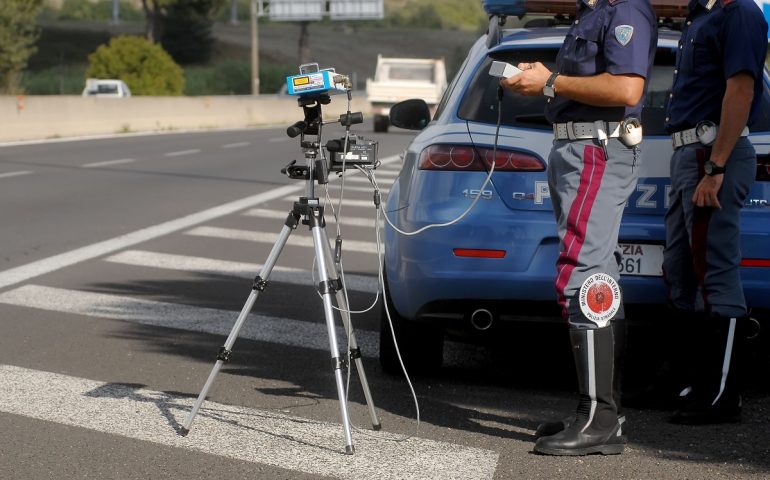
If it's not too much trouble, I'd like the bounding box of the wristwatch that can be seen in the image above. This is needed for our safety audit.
[543,72,559,98]
[704,159,726,176]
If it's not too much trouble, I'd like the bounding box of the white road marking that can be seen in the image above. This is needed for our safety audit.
[186,226,378,254]
[0,170,32,179]
[165,149,201,157]
[81,158,136,168]
[0,285,378,354]
[0,365,499,480]
[105,250,379,293]
[221,142,250,149]
[0,155,397,290]
[329,185,390,194]
[243,208,381,229]
[0,184,303,290]
[281,197,378,209]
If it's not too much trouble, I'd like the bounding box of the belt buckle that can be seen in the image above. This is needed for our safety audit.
[696,121,717,146]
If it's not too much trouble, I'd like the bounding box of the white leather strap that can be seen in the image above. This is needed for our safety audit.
[671,125,749,148]
[553,121,621,141]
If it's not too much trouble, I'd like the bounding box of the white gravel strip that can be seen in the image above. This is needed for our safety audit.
[0,364,498,480]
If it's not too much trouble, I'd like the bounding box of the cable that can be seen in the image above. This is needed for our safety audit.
[377,86,505,237]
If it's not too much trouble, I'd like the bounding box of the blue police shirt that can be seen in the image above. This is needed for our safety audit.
[546,0,657,123]
[665,0,768,133]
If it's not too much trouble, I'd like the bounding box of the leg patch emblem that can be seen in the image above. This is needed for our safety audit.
[579,273,622,327]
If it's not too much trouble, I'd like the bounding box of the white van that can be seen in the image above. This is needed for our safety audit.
[82,78,132,98]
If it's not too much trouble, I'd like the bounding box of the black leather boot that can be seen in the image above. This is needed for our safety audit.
[534,326,626,455]
[623,309,700,411]
[670,315,753,425]
[534,319,626,439]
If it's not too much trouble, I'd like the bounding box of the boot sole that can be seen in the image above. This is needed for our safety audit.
[534,441,625,456]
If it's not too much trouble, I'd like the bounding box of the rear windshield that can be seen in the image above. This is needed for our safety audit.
[382,63,434,82]
[457,46,770,135]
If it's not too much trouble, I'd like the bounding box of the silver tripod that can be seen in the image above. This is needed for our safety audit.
[181,99,381,454]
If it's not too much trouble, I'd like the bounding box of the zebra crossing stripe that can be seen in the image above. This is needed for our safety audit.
[0,184,305,290]
[105,250,379,294]
[243,208,381,229]
[185,226,380,254]
[0,364,498,480]
[0,285,379,354]
[281,197,379,209]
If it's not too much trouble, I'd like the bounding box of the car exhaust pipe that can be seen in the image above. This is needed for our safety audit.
[470,308,494,331]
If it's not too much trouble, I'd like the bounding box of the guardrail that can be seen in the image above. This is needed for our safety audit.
[0,94,371,142]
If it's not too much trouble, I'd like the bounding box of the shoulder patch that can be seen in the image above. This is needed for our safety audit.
[615,25,634,46]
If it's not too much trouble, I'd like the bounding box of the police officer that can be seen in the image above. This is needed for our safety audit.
[501,0,657,455]
[663,0,767,424]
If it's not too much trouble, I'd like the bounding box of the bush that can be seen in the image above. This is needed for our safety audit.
[21,65,87,95]
[184,60,250,95]
[184,60,293,96]
[44,0,143,22]
[86,35,185,95]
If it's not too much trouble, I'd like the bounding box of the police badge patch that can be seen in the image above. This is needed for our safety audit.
[579,273,622,328]
[615,25,634,46]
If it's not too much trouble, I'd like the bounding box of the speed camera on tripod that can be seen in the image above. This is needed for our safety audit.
[286,62,349,98]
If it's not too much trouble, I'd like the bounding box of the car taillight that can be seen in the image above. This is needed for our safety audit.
[418,144,544,172]
[756,155,770,182]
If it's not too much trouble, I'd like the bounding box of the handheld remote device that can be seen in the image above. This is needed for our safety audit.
[489,61,523,78]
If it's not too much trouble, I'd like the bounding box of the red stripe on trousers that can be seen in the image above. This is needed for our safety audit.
[555,144,607,317]
[691,148,713,308]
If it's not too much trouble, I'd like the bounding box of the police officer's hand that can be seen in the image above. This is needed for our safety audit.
[499,62,551,97]
[692,174,723,209]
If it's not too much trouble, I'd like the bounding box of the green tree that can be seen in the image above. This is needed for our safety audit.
[0,0,44,94]
[86,35,185,95]
[160,0,226,65]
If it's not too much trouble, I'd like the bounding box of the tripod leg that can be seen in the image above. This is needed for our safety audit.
[319,228,381,430]
[181,218,297,435]
[308,210,355,454]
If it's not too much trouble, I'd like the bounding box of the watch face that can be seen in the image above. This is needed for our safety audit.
[705,161,714,174]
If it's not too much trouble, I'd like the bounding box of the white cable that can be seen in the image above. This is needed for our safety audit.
[377,101,504,237]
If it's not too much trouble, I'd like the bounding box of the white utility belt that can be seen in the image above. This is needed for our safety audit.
[553,121,621,141]
[671,123,749,148]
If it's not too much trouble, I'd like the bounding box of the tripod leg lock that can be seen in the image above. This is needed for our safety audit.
[252,275,268,291]
[217,347,233,363]
[318,279,342,295]
[331,356,347,371]
[349,347,362,360]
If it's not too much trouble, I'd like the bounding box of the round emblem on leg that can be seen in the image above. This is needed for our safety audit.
[579,273,622,327]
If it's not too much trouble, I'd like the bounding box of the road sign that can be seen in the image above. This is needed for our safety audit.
[266,0,383,21]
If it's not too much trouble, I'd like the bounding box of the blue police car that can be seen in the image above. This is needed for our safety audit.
[379,0,770,372]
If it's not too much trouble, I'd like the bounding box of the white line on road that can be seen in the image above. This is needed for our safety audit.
[0,284,378,353]
[243,208,381,229]
[221,142,250,149]
[186,226,379,254]
[0,170,32,179]
[165,149,201,157]
[281,197,378,209]
[81,158,136,168]
[0,184,303,290]
[0,365,498,480]
[105,250,379,294]
[0,155,397,290]
[330,185,391,194]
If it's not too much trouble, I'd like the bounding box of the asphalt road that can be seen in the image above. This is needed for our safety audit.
[1,123,769,479]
